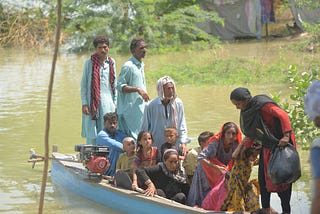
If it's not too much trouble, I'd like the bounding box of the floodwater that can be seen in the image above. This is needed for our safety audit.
[0,38,315,214]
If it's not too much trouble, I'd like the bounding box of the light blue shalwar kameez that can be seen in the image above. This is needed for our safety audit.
[141,97,190,149]
[80,57,117,145]
[96,128,127,176]
[117,56,147,141]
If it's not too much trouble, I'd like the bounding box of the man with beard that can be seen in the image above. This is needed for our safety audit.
[141,76,190,155]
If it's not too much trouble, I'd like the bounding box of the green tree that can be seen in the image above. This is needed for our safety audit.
[60,0,222,52]
[272,65,320,149]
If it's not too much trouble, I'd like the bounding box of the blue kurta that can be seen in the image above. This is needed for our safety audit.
[80,57,117,145]
[96,128,127,176]
[116,56,147,140]
[141,97,190,149]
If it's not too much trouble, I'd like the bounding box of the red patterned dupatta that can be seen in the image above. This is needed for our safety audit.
[202,122,242,188]
[90,53,103,120]
[90,54,115,120]
[108,57,115,97]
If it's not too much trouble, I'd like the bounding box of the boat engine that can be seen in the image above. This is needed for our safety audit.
[74,144,110,174]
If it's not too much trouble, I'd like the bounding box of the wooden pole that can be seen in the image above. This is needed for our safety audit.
[38,0,62,213]
[266,23,269,39]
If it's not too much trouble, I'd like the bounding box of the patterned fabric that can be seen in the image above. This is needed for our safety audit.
[90,53,103,119]
[90,54,116,120]
[81,56,117,143]
[134,147,158,167]
[158,162,187,184]
[220,159,260,212]
[261,0,275,23]
[108,57,116,97]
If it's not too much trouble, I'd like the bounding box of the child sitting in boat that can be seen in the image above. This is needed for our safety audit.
[160,127,184,162]
[183,131,214,184]
[116,137,136,179]
[134,149,190,204]
[132,131,159,190]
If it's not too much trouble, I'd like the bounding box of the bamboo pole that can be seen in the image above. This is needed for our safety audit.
[38,0,62,213]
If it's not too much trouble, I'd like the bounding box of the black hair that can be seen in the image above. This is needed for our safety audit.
[198,131,214,145]
[230,87,252,101]
[93,35,110,48]
[103,112,117,122]
[130,38,145,52]
[136,130,153,151]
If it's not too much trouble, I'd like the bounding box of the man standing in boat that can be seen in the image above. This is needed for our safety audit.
[80,35,117,145]
[116,38,150,141]
[97,112,127,176]
[141,76,190,154]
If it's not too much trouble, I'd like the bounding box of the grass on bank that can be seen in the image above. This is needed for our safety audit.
[143,39,320,87]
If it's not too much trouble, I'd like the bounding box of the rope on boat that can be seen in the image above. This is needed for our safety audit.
[38,0,62,213]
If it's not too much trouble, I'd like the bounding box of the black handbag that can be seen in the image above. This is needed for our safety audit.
[267,144,301,185]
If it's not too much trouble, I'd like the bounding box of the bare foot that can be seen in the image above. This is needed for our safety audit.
[261,208,279,214]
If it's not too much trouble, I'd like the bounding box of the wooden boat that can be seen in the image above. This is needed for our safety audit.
[50,152,232,214]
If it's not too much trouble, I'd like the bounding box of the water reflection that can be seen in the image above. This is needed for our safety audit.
[0,42,314,213]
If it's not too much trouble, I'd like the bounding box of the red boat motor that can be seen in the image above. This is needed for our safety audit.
[74,144,110,174]
[87,155,110,174]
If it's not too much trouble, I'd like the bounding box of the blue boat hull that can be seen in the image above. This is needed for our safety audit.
[50,153,217,214]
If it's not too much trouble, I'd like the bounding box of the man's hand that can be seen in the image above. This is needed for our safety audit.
[82,105,89,115]
[137,88,150,102]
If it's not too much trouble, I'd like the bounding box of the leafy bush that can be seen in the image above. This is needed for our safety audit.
[272,64,320,149]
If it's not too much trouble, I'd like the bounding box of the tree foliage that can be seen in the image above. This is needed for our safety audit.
[0,1,56,48]
[272,65,320,149]
[60,0,223,53]
[1,0,319,53]
[0,0,223,51]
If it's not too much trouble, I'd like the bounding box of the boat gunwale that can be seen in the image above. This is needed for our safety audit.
[50,152,223,214]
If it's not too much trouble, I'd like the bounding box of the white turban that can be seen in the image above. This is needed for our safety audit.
[304,80,320,120]
[156,76,177,101]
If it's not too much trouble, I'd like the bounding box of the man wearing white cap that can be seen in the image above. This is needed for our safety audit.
[141,76,190,155]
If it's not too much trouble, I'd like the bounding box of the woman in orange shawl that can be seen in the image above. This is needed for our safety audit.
[186,122,242,207]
